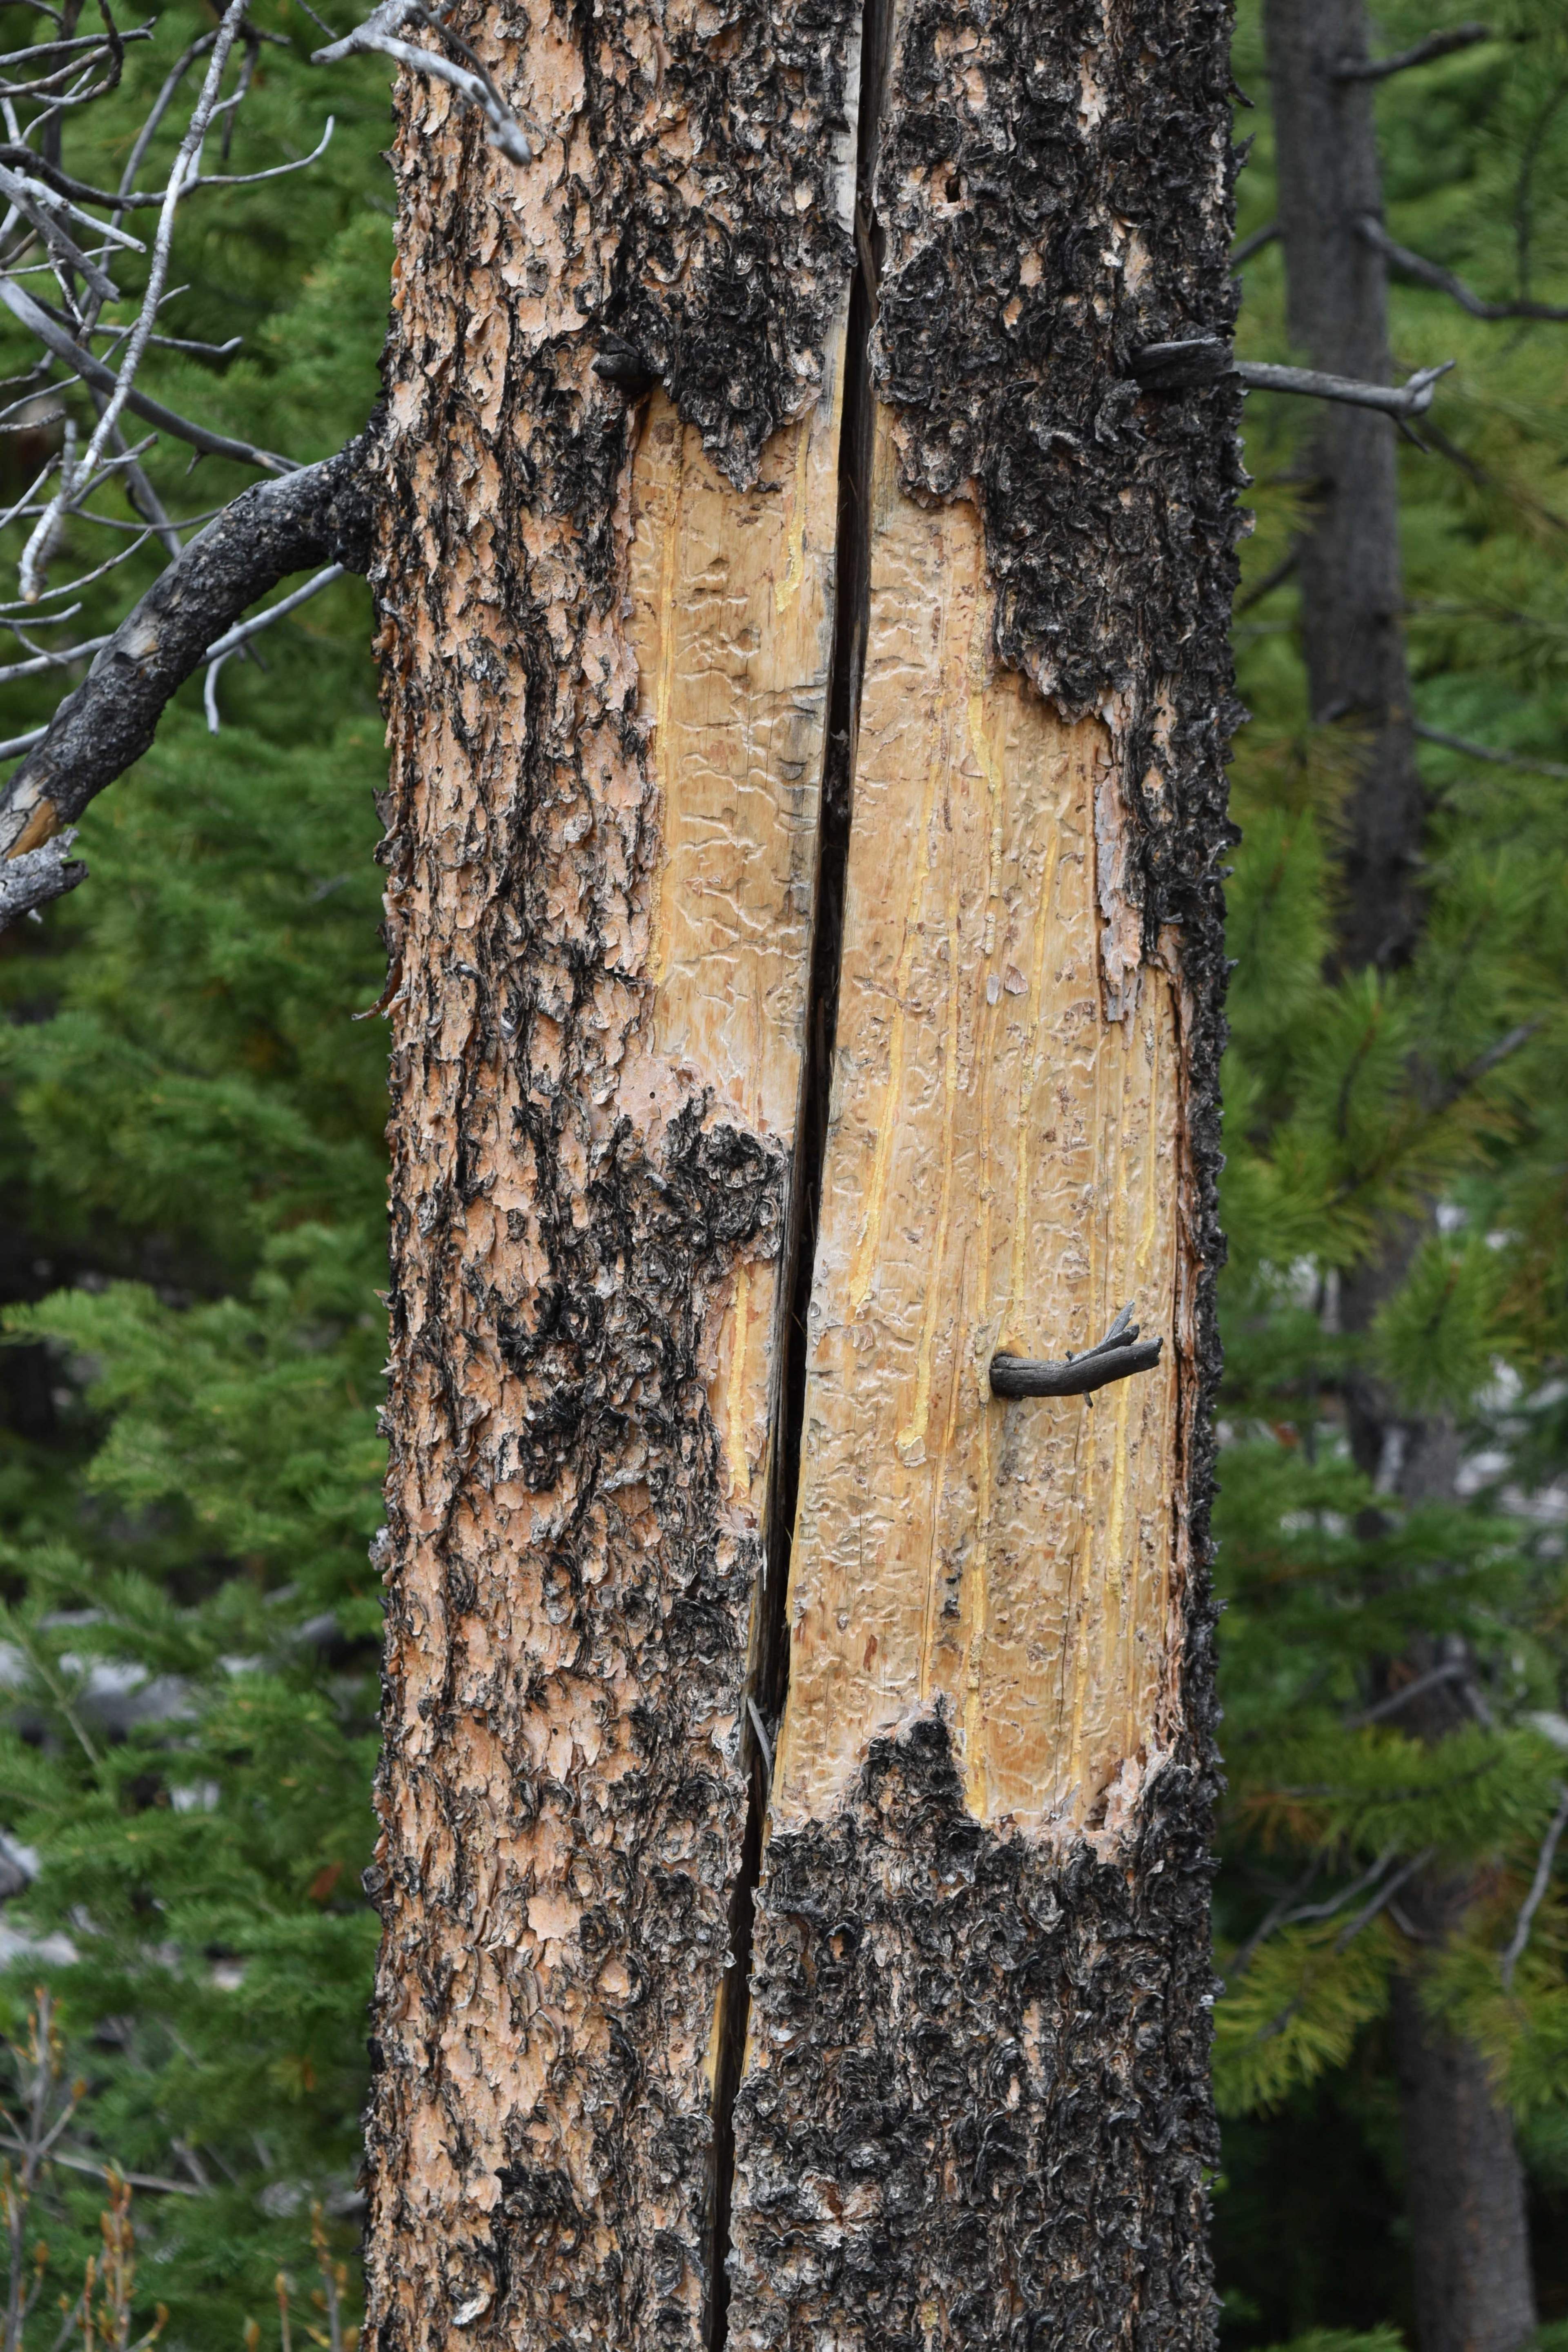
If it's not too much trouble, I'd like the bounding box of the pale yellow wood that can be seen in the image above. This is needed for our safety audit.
[626,363,845,1528]
[771,409,1185,1842]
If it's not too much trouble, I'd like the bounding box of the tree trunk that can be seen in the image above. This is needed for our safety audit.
[1390,1869,1541,2352]
[1263,8,1539,2346]
[1262,0,1423,976]
[361,0,1239,2345]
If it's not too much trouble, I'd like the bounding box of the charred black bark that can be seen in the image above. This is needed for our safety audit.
[872,0,1243,967]
[730,1720,1220,2351]
[361,0,862,2341]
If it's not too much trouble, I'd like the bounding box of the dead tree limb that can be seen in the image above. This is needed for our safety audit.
[1332,24,1494,83]
[0,435,374,927]
[1133,336,1454,418]
[0,280,295,474]
[1413,721,1568,780]
[1359,215,1568,322]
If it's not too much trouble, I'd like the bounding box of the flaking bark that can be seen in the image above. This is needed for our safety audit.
[362,0,1238,2343]
[361,0,855,2343]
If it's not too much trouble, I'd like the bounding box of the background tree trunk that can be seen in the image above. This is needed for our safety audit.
[1262,0,1423,978]
[1263,7,1539,2348]
[362,0,1239,2345]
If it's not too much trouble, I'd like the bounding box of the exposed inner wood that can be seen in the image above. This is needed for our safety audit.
[628,378,844,1541]
[770,408,1185,1844]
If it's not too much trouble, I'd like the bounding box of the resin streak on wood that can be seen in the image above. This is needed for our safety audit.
[771,413,1185,1842]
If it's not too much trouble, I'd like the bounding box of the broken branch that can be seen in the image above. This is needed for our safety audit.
[1131,337,1455,417]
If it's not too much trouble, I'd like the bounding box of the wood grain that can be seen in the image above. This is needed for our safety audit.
[771,410,1185,1843]
[628,379,843,1534]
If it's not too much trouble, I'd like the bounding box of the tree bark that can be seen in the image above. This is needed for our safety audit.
[1263,0,1423,974]
[1263,8,1539,2346]
[362,0,1239,2345]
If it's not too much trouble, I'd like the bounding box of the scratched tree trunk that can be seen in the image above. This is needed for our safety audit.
[361,0,1240,2346]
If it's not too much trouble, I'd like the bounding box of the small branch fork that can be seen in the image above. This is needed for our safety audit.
[310,0,540,166]
[1357,215,1568,324]
[991,1301,1163,1400]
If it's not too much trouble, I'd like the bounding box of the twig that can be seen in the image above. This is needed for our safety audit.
[992,1300,1163,1399]
[1131,337,1455,417]
[1413,721,1568,781]
[1236,543,1300,614]
[0,278,294,472]
[1232,220,1279,267]
[312,0,536,165]
[1223,1855,1325,1989]
[1343,1659,1468,1730]
[1332,24,1495,83]
[202,561,346,731]
[0,2132,202,2197]
[1500,1782,1568,1990]
[18,0,252,598]
[1236,356,1454,418]
[1421,421,1568,538]
[1334,1846,1436,1947]
[1359,215,1568,323]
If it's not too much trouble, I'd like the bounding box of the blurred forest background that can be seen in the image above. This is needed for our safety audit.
[1,0,1566,2346]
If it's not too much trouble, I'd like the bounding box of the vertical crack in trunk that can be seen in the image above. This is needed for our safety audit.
[702,0,892,2337]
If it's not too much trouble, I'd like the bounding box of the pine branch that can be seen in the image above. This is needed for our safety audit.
[0,433,374,931]
[1499,1782,1568,1989]
[1359,215,1568,323]
[1332,24,1495,83]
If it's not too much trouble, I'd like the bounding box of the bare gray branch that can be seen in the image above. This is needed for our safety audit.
[1332,24,1494,83]
[1359,214,1568,323]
